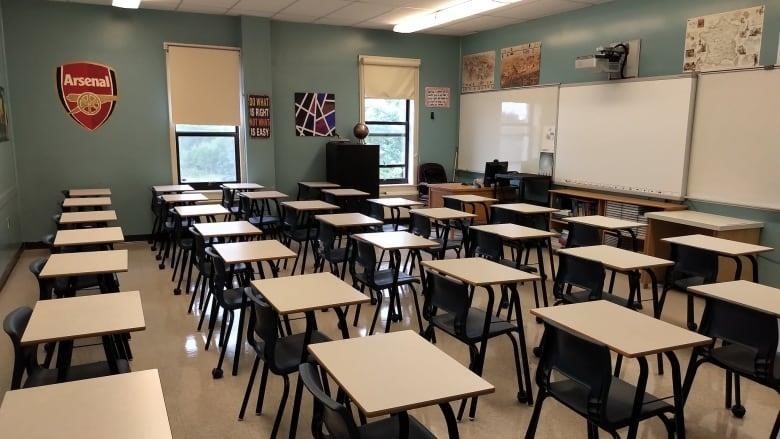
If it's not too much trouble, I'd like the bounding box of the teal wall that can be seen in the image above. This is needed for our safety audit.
[462,0,780,286]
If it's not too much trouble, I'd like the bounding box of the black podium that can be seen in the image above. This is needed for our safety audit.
[326,141,379,197]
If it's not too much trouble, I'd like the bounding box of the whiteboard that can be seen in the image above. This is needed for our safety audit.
[554,76,696,200]
[457,85,559,173]
[687,68,780,210]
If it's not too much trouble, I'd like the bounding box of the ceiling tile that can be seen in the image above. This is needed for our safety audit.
[270,12,318,23]
[319,2,394,23]
[361,6,431,27]
[487,0,587,20]
[142,0,181,11]
[278,0,352,18]
[178,0,237,8]
[229,0,295,15]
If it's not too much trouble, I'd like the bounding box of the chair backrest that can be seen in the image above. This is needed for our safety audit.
[237,194,253,220]
[247,298,290,375]
[3,307,38,390]
[553,253,605,301]
[490,207,516,225]
[190,228,210,271]
[350,239,377,282]
[471,229,503,261]
[299,362,361,439]
[408,212,431,238]
[423,271,471,335]
[283,205,303,229]
[667,244,718,286]
[442,197,462,212]
[366,202,384,223]
[314,222,339,260]
[536,322,613,421]
[28,258,52,300]
[566,223,601,248]
[418,163,447,184]
[221,187,235,209]
[205,247,230,297]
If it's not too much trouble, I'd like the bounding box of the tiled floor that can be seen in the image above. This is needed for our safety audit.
[0,241,777,438]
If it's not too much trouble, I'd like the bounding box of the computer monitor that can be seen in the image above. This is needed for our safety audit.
[483,160,509,187]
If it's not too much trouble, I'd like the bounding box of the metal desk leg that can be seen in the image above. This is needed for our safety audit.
[509,284,534,405]
[626,356,649,439]
[55,340,74,382]
[384,250,402,333]
[288,311,317,439]
[747,255,759,282]
[535,242,550,307]
[439,402,460,439]
[464,285,494,420]
[731,256,743,281]
[665,352,686,439]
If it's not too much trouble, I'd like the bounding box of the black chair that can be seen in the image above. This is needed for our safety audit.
[29,257,102,299]
[298,362,437,439]
[187,228,213,314]
[349,239,422,335]
[366,202,394,232]
[4,307,130,390]
[421,271,526,420]
[566,222,601,248]
[239,193,282,239]
[551,253,615,305]
[281,205,319,275]
[170,210,194,295]
[238,298,330,438]
[526,322,676,438]
[682,299,779,420]
[407,212,462,263]
[221,187,241,220]
[659,243,718,330]
[312,222,348,279]
[417,162,448,202]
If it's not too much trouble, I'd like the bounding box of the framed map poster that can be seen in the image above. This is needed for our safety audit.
[683,6,765,72]
[500,42,541,88]
[462,51,495,93]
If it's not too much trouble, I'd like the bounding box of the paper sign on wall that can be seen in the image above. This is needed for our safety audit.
[424,87,450,108]
[248,94,271,138]
[56,61,118,131]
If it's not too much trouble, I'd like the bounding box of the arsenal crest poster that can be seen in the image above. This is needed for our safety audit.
[56,61,118,131]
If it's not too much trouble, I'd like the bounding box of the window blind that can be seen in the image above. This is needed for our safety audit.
[359,55,420,100]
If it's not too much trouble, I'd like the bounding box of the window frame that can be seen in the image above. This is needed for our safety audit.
[365,99,411,185]
[174,125,241,190]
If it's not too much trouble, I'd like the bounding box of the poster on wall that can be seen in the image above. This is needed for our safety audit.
[424,87,450,108]
[500,42,541,88]
[683,6,765,72]
[461,51,495,93]
[56,61,118,131]
[247,94,271,138]
[0,87,8,141]
[294,92,336,136]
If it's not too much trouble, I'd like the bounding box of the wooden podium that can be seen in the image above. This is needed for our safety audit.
[427,183,494,222]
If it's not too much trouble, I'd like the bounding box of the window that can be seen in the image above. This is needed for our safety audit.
[165,44,243,188]
[359,56,420,184]
[364,99,414,183]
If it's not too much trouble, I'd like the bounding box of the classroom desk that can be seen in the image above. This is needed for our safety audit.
[160,193,208,204]
[61,196,111,210]
[321,188,371,212]
[58,210,117,226]
[308,330,495,438]
[193,220,262,241]
[443,194,497,223]
[367,197,424,231]
[241,190,288,200]
[316,213,383,277]
[564,215,647,251]
[174,204,229,221]
[297,181,340,200]
[281,200,340,274]
[687,280,780,318]
[409,207,476,259]
[68,188,111,197]
[493,202,558,216]
[422,257,539,408]
[645,210,764,282]
[39,249,128,294]
[152,184,193,193]
[427,183,495,222]
[53,226,124,248]
[251,272,370,439]
[531,301,711,439]
[352,231,438,333]
[222,182,264,191]
[0,369,172,439]
[662,234,772,283]
[22,291,145,381]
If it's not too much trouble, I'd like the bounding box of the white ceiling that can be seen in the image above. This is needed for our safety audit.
[52,0,614,36]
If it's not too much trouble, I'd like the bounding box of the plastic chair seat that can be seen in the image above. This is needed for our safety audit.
[53,275,102,292]
[709,344,780,380]
[358,415,437,439]
[221,287,254,309]
[252,331,331,373]
[549,377,673,426]
[248,215,281,227]
[322,247,347,264]
[24,359,130,388]
[432,308,517,342]
[285,228,318,242]
[353,269,419,289]
[673,276,706,290]
[560,290,629,307]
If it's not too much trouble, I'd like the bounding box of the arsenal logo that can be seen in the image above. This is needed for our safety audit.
[56,62,118,131]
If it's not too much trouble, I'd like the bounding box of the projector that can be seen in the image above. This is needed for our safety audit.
[575,44,629,75]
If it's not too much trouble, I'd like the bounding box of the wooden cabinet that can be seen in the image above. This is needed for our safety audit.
[427,183,495,223]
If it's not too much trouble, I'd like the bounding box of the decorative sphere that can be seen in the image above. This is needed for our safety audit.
[353,123,369,140]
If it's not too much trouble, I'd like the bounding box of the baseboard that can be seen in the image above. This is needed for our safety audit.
[0,243,23,291]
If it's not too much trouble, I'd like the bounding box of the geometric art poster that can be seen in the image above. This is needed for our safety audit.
[56,61,118,131]
[461,51,495,93]
[683,5,765,72]
[294,92,336,136]
[500,42,541,88]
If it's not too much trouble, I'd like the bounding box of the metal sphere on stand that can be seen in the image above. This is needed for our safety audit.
[353,123,369,143]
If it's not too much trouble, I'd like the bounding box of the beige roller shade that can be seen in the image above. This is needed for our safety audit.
[360,56,420,100]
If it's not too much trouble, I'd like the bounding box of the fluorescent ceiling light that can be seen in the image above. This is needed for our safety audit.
[112,0,141,8]
[394,0,522,33]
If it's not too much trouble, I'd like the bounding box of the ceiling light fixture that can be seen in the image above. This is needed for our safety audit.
[112,0,141,9]
[393,0,522,33]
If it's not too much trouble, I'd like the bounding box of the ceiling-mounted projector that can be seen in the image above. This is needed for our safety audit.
[576,43,630,78]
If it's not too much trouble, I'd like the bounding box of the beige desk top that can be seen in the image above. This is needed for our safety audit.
[22,291,145,345]
[662,234,773,256]
[282,200,340,211]
[409,207,477,221]
[39,249,128,278]
[493,203,558,215]
[213,239,296,264]
[222,182,264,190]
[470,223,558,240]
[367,197,424,208]
[241,190,288,200]
[251,272,369,315]
[59,210,117,224]
[352,231,438,251]
[688,280,780,318]
[193,221,262,238]
[152,184,193,193]
[564,215,647,230]
[531,301,711,358]
[298,181,340,189]
[174,204,229,218]
[68,188,111,197]
[423,257,539,286]
[62,197,111,208]
[442,194,497,203]
[53,227,124,247]
[308,330,494,417]
[315,213,382,228]
[0,369,172,439]
[557,245,673,271]
[161,193,208,203]
[321,188,370,197]
[645,210,763,231]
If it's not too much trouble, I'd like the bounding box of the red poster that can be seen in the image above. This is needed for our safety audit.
[56,61,118,131]
[247,94,271,138]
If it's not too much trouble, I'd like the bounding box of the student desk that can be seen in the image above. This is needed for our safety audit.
[422,257,539,407]
[409,207,476,259]
[645,210,764,282]
[152,184,193,193]
[22,291,145,381]
[68,188,111,197]
[58,210,117,227]
[315,213,383,278]
[443,194,497,223]
[687,280,780,318]
[366,197,424,231]
[531,301,711,439]
[251,272,370,439]
[193,220,262,242]
[308,330,495,438]
[39,249,128,294]
[241,190,288,200]
[427,183,494,222]
[321,188,370,212]
[281,200,340,274]
[221,182,263,191]
[564,215,646,251]
[53,226,124,248]
[662,234,772,283]
[296,181,340,200]
[160,193,208,204]
[174,204,229,221]
[61,196,111,210]
[0,369,172,439]
[492,202,558,226]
